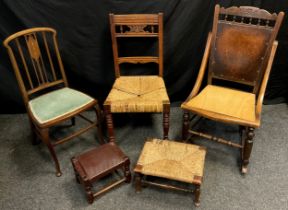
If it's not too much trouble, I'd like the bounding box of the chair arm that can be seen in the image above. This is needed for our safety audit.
[184,32,212,102]
[256,41,278,119]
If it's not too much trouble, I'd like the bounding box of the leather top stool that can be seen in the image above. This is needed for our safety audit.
[134,138,206,207]
[71,142,131,203]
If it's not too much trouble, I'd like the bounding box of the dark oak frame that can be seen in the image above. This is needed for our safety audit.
[71,144,131,204]
[182,5,284,174]
[105,13,170,141]
[3,27,104,176]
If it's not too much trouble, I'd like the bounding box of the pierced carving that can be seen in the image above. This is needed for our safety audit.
[116,24,158,34]
[27,34,40,60]
[126,25,147,33]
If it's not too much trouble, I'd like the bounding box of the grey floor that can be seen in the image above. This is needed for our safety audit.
[0,104,288,210]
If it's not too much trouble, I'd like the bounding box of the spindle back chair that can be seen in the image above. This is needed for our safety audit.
[4,27,104,176]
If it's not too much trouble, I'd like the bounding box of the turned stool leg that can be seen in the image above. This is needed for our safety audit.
[194,184,201,207]
[163,103,170,140]
[242,127,255,174]
[104,104,116,142]
[182,111,190,140]
[135,173,142,193]
[84,182,94,204]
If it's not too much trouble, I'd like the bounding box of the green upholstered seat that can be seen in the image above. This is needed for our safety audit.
[28,88,95,125]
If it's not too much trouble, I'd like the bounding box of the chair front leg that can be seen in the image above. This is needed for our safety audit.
[94,104,105,144]
[39,127,62,177]
[163,103,170,140]
[104,105,116,143]
[182,111,190,140]
[242,127,255,174]
[124,160,131,183]
[29,119,40,145]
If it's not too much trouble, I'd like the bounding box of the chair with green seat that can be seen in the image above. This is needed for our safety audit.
[3,27,104,177]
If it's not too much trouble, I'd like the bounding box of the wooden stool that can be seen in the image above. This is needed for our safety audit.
[134,139,206,207]
[71,142,131,204]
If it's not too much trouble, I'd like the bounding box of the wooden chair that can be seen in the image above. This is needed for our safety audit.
[104,13,170,142]
[181,5,284,174]
[3,27,104,176]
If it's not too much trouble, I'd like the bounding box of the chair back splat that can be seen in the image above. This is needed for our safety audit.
[109,13,164,77]
[209,5,284,94]
[3,28,68,105]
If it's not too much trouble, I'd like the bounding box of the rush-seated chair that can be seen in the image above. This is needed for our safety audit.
[181,5,284,174]
[3,27,104,176]
[104,13,170,142]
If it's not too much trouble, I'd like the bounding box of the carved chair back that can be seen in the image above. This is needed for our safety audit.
[3,27,68,105]
[109,13,164,78]
[209,5,284,94]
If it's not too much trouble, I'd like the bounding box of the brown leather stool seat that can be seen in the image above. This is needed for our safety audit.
[71,142,131,203]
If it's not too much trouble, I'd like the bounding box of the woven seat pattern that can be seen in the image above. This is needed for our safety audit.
[104,76,169,113]
[135,139,206,184]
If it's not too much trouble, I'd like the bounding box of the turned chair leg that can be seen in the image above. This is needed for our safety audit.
[163,104,170,140]
[182,111,190,140]
[40,128,62,177]
[194,184,201,207]
[94,104,105,144]
[134,173,142,193]
[242,127,255,174]
[124,160,131,183]
[104,105,116,143]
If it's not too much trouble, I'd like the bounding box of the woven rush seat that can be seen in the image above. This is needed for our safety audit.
[71,142,131,204]
[134,139,206,206]
[28,87,95,126]
[104,76,169,113]
[181,85,258,127]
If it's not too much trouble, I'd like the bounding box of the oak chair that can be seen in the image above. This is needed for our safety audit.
[181,5,284,174]
[104,13,170,142]
[3,27,104,176]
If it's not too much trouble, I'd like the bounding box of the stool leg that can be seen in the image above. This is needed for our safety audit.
[163,103,170,140]
[84,182,94,204]
[135,173,142,193]
[124,161,131,183]
[194,184,201,207]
